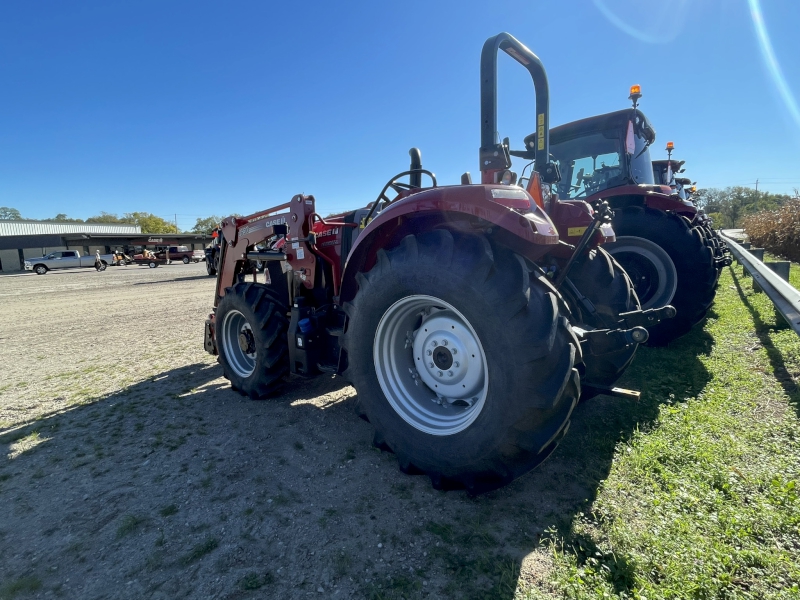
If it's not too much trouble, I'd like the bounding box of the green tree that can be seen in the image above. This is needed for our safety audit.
[87,212,129,224]
[191,215,222,235]
[0,206,23,220]
[694,187,790,228]
[47,213,84,222]
[123,212,178,234]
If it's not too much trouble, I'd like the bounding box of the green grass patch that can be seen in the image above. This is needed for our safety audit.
[525,266,800,599]
[159,504,178,517]
[180,536,219,564]
[238,571,274,590]
[116,514,146,538]
[0,575,42,598]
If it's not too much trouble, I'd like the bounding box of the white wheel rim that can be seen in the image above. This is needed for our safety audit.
[607,236,678,310]
[220,309,257,378]
[373,295,488,436]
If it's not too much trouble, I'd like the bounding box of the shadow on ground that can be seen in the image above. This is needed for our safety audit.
[0,325,713,599]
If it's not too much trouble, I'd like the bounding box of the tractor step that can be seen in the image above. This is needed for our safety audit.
[582,384,640,401]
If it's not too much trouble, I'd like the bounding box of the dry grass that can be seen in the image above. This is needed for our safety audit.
[741,199,800,262]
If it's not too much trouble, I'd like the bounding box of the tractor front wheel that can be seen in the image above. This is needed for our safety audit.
[343,230,580,492]
[216,282,289,398]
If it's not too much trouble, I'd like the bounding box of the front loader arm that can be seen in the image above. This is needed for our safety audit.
[214,195,320,307]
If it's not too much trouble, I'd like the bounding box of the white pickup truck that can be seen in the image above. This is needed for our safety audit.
[24,250,115,275]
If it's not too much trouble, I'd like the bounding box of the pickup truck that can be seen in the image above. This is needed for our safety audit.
[156,245,205,264]
[24,250,114,275]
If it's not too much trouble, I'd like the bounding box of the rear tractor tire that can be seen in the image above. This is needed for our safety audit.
[342,230,580,493]
[564,247,640,400]
[606,206,716,346]
[216,282,289,398]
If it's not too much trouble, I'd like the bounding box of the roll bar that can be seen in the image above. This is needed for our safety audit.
[480,33,557,183]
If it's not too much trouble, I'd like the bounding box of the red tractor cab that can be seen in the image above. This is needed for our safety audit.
[536,88,718,345]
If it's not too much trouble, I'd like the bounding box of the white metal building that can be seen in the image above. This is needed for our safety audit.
[0,221,141,273]
[0,221,141,237]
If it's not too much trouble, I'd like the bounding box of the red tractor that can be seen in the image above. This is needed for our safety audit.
[203,33,672,492]
[526,87,718,345]
[651,145,732,283]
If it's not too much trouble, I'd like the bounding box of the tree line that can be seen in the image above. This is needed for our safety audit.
[0,207,227,235]
[694,186,800,229]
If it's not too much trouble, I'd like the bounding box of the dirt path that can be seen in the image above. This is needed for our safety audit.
[0,264,646,599]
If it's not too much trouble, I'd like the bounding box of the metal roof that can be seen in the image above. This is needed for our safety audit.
[0,220,141,237]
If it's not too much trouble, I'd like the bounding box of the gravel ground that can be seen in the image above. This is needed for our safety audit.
[0,263,632,599]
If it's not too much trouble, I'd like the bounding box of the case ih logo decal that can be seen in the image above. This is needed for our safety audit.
[240,216,286,237]
[317,228,339,238]
[148,238,163,243]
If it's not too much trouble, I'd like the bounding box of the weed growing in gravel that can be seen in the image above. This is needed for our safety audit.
[116,514,146,538]
[180,536,218,565]
[333,551,352,577]
[0,575,42,597]
[159,504,178,517]
[363,574,421,599]
[272,493,290,506]
[238,571,274,590]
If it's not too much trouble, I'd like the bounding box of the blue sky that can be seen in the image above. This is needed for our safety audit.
[1,0,798,230]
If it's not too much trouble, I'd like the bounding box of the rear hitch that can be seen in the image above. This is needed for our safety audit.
[618,305,676,329]
[572,325,649,355]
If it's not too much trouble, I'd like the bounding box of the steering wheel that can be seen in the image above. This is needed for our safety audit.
[363,169,438,224]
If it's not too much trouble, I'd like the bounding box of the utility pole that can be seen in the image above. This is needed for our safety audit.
[755,179,759,193]
[174,214,178,232]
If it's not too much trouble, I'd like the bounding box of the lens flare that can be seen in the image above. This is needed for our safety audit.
[748,0,800,129]
[591,0,691,44]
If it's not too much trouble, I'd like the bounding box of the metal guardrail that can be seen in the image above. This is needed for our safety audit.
[719,230,800,335]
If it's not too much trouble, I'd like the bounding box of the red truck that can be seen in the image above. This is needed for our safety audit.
[155,245,205,264]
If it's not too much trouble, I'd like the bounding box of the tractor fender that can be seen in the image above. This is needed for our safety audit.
[550,199,615,247]
[585,184,697,218]
[339,184,558,303]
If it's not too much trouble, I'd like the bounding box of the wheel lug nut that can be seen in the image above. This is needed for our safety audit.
[431,341,437,347]
[437,371,443,377]
[429,362,434,368]
[442,340,448,346]
[452,348,457,355]
[426,350,432,356]
[447,371,453,377]
[454,361,460,368]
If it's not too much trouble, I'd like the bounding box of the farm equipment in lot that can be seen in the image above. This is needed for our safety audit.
[203,33,673,492]
[652,148,732,281]
[535,87,719,345]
